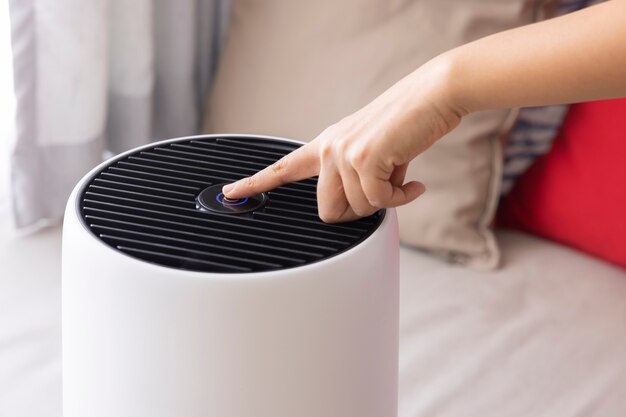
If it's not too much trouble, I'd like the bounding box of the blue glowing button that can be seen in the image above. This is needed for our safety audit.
[217,193,248,206]
[196,184,267,214]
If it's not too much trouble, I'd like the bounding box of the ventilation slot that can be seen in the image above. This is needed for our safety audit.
[79,136,384,273]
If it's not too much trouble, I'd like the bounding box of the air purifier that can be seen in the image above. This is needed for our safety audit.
[62,134,399,417]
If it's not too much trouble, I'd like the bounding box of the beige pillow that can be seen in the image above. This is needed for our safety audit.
[204,0,546,269]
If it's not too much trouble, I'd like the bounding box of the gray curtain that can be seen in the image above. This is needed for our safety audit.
[8,0,230,228]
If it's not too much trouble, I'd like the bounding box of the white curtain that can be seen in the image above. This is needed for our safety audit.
[8,0,230,227]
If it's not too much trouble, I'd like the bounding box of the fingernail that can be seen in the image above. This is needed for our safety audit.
[222,182,236,195]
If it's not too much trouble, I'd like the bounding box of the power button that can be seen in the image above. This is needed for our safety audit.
[196,184,267,214]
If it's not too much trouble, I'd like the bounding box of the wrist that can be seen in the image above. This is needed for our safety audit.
[426,51,472,120]
[401,53,469,139]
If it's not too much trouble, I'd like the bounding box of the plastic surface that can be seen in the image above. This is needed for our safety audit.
[62,134,400,417]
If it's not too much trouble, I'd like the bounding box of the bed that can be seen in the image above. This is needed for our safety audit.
[2,201,625,417]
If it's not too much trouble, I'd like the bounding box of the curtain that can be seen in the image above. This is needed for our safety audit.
[8,0,230,228]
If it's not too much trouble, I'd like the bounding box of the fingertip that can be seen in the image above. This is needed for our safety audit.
[222,182,239,198]
[412,181,427,194]
[402,181,426,203]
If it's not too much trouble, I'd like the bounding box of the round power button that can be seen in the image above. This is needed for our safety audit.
[196,184,267,214]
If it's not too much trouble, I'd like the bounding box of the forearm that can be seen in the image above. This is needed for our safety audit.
[438,0,626,115]
[224,0,626,219]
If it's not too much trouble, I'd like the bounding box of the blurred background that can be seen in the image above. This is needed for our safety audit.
[1,1,14,221]
[1,1,625,417]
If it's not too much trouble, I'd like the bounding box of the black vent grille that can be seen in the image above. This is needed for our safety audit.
[78,136,384,273]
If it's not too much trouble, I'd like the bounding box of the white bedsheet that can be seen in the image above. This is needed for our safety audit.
[398,232,626,417]
[1,215,625,417]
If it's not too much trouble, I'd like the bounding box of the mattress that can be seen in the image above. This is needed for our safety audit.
[1,215,625,417]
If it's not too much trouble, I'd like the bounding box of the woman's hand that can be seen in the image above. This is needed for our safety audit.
[222,57,464,223]
[222,0,626,223]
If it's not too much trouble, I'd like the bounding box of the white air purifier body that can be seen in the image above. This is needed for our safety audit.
[62,134,399,417]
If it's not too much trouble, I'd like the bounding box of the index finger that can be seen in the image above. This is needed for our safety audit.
[222,142,320,199]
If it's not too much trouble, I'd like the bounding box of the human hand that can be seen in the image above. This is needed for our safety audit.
[222,58,464,223]
[222,0,626,224]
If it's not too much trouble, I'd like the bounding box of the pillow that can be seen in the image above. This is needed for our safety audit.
[204,0,549,269]
[502,105,568,196]
[501,0,605,197]
[498,99,626,269]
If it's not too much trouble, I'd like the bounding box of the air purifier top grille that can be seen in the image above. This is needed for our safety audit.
[77,136,384,273]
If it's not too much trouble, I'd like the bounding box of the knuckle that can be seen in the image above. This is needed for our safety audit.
[320,125,338,138]
[270,158,288,179]
[330,140,343,156]
[320,142,333,160]
[318,209,338,224]
[335,138,349,153]
[353,207,369,217]
[318,212,331,223]
[348,147,368,168]
[363,183,388,208]
[368,199,384,208]
[322,122,344,137]
[337,139,354,159]
[243,176,256,189]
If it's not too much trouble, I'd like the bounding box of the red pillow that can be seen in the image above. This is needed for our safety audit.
[498,98,626,269]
